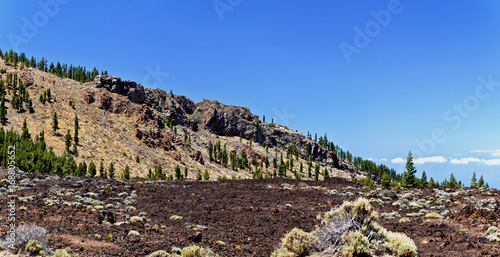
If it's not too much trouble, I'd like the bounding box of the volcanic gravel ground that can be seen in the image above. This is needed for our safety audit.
[0,171,499,256]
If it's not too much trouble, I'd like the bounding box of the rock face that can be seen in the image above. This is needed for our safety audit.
[194,100,264,141]
[89,75,343,169]
[93,75,146,104]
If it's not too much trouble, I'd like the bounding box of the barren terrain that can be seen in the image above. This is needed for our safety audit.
[0,170,499,256]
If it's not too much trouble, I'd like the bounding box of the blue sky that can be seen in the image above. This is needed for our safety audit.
[1,1,500,188]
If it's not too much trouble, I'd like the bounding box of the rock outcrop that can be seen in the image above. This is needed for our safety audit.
[88,75,343,169]
[93,75,146,104]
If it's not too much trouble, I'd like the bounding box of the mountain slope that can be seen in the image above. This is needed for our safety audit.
[0,58,364,182]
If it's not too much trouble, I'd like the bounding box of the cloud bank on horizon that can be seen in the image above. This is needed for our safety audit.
[389,150,500,166]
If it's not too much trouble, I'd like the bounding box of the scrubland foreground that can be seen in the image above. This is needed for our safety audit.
[0,171,499,256]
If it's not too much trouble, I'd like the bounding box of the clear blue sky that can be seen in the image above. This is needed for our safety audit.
[1,1,500,188]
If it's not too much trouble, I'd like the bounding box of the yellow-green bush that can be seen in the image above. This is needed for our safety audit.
[385,231,418,257]
[26,239,43,254]
[341,231,369,257]
[424,212,441,219]
[322,197,373,225]
[281,228,317,256]
[486,226,499,235]
[53,249,72,257]
[270,247,297,257]
[147,250,169,257]
[181,245,205,257]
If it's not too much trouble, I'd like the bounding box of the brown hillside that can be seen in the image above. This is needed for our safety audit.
[0,59,360,181]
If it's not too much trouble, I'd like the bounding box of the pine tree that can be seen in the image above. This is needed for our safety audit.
[155,163,164,180]
[428,177,437,188]
[99,161,106,178]
[64,130,72,153]
[420,171,428,187]
[108,162,115,179]
[52,112,59,133]
[21,118,30,140]
[0,97,7,125]
[478,175,485,188]
[175,165,182,179]
[203,169,210,181]
[381,173,391,189]
[196,169,202,180]
[403,151,417,188]
[323,167,330,180]
[448,173,458,188]
[135,155,140,163]
[27,98,33,113]
[314,163,320,181]
[88,161,96,177]
[74,115,79,145]
[123,165,130,179]
[470,172,478,188]
[184,166,188,178]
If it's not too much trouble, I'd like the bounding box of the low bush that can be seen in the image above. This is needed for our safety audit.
[270,247,296,257]
[281,228,317,256]
[385,231,418,257]
[26,239,43,254]
[181,245,205,257]
[0,224,50,254]
[147,250,169,257]
[341,231,369,257]
[274,197,418,257]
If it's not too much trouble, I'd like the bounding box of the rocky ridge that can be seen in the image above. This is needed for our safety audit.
[87,75,345,170]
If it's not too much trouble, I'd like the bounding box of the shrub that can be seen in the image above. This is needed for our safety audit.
[385,231,418,257]
[341,231,370,257]
[181,245,205,257]
[270,247,297,257]
[425,212,441,219]
[147,250,169,257]
[1,224,49,254]
[54,249,72,257]
[128,230,140,236]
[130,216,143,223]
[281,228,317,256]
[321,197,372,225]
[313,213,357,254]
[486,226,499,235]
[125,206,136,212]
[313,197,417,257]
[26,239,43,254]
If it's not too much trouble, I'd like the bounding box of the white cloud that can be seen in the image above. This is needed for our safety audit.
[470,150,500,157]
[450,157,481,165]
[483,159,500,166]
[413,156,447,165]
[368,158,388,162]
[391,157,405,164]
[449,157,500,166]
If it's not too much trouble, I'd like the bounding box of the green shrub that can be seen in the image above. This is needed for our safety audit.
[341,231,369,257]
[26,239,43,254]
[54,249,72,257]
[270,247,297,257]
[486,226,499,235]
[181,245,205,257]
[321,197,373,225]
[385,231,418,257]
[281,228,317,256]
[424,212,441,219]
[130,216,143,223]
[147,250,169,257]
[128,230,140,236]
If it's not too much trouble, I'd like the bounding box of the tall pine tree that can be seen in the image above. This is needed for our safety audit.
[403,151,417,188]
[52,112,59,133]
